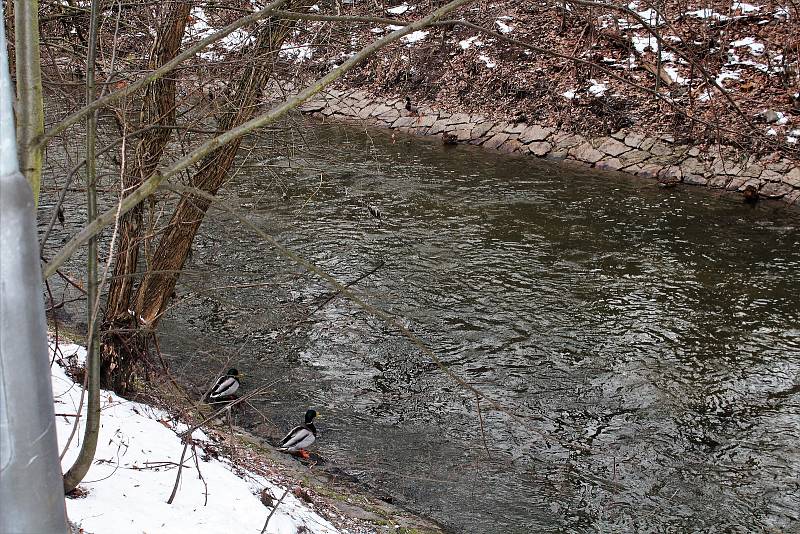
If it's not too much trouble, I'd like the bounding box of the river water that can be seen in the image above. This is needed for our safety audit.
[43,122,800,532]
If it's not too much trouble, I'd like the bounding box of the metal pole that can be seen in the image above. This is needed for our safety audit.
[0,2,70,531]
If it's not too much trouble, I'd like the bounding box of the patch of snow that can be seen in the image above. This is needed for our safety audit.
[309,4,320,11]
[663,65,687,85]
[716,69,741,85]
[219,29,254,51]
[774,111,789,125]
[698,89,714,102]
[787,136,798,144]
[790,128,800,136]
[732,1,761,13]
[588,79,608,96]
[686,8,730,21]
[632,35,659,54]
[50,341,338,534]
[563,89,577,99]
[280,42,313,62]
[403,30,429,44]
[387,3,410,15]
[766,128,777,136]
[495,19,514,33]
[370,27,384,34]
[774,6,790,18]
[387,24,404,31]
[731,37,765,55]
[478,55,496,68]
[637,8,665,26]
[459,36,484,49]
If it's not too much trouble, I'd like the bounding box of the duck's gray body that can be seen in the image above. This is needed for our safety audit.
[207,371,240,401]
[277,423,316,452]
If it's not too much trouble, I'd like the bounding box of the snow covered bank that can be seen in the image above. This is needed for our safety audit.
[51,342,341,534]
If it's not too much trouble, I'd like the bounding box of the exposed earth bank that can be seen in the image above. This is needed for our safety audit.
[288,0,799,205]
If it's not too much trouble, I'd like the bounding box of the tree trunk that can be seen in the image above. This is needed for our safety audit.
[102,2,313,393]
[101,1,191,394]
[133,5,313,328]
[14,0,45,205]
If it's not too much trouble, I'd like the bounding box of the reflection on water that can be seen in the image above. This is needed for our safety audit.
[45,122,800,532]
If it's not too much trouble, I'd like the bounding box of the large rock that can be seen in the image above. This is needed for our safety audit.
[392,116,418,128]
[634,164,663,179]
[416,114,438,129]
[471,121,494,141]
[483,132,510,150]
[519,125,552,143]
[785,190,800,205]
[619,149,651,166]
[765,157,793,173]
[737,178,762,191]
[784,167,800,187]
[528,141,552,157]
[739,164,764,179]
[448,113,472,126]
[553,133,585,150]
[684,174,708,185]
[760,169,784,183]
[375,108,400,123]
[370,103,394,117]
[681,157,708,176]
[648,141,672,157]
[499,138,525,153]
[456,126,474,142]
[597,138,630,157]
[659,166,683,180]
[503,123,527,135]
[595,158,624,171]
[707,175,730,188]
[428,118,450,135]
[569,142,604,164]
[358,103,378,119]
[299,100,326,113]
[760,182,793,199]
[624,133,645,148]
[639,137,657,151]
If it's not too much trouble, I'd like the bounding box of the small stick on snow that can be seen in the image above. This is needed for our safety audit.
[260,488,290,534]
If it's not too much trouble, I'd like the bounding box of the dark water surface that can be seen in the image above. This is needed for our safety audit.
[44,123,800,532]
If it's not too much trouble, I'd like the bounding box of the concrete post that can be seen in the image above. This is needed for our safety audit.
[0,3,70,531]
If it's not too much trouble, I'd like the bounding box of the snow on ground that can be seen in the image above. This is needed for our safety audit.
[386,3,410,15]
[731,36,765,55]
[402,30,429,44]
[478,54,497,68]
[459,35,483,49]
[495,17,514,34]
[51,342,340,534]
[280,42,314,62]
[588,79,608,96]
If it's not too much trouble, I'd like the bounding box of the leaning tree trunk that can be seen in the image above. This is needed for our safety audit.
[104,2,313,392]
[101,1,191,393]
[133,6,313,327]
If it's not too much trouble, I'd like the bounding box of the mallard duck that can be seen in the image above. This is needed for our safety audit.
[742,184,759,204]
[206,368,240,402]
[442,132,458,145]
[277,409,318,458]
[658,175,680,189]
[367,204,382,220]
[405,96,419,117]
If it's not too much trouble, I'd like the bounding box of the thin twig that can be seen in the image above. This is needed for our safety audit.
[260,488,290,534]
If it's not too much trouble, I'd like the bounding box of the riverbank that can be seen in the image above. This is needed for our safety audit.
[282,0,799,206]
[51,338,444,534]
[298,87,800,206]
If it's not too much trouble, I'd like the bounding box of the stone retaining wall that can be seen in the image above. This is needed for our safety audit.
[299,88,800,206]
